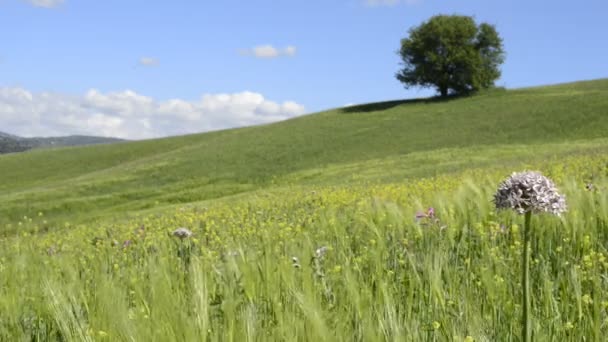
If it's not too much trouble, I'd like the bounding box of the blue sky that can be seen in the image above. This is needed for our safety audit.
[1,0,607,139]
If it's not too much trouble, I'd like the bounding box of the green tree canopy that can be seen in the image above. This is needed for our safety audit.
[396,15,505,97]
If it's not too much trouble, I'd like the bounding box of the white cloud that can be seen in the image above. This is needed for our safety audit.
[0,87,307,140]
[139,57,159,67]
[364,0,420,6]
[239,45,297,59]
[24,0,64,8]
[253,45,280,58]
[283,46,297,57]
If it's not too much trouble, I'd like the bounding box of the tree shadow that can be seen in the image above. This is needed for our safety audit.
[339,94,465,114]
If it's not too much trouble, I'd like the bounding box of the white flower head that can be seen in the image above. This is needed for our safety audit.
[172,227,193,239]
[494,171,567,216]
[315,246,328,259]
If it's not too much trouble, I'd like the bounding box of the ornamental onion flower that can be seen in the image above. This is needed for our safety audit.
[494,171,566,216]
[172,227,193,239]
[494,171,566,342]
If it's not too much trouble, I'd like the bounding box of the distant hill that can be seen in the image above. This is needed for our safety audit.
[0,131,125,154]
[0,134,31,154]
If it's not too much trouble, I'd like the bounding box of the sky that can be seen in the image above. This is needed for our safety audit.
[1,0,607,139]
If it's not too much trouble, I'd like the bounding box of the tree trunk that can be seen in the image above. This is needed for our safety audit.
[439,86,448,97]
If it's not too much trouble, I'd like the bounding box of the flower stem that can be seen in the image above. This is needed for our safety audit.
[522,210,532,342]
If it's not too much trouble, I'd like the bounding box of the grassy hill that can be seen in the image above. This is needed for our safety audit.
[1,79,608,227]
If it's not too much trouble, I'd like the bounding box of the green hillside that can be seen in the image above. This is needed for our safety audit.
[1,79,608,228]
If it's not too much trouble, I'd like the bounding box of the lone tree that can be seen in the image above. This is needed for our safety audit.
[396,15,505,97]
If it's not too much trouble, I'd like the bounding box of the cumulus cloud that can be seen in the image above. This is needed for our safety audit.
[239,45,297,59]
[24,0,64,8]
[0,87,307,140]
[364,0,420,6]
[138,57,159,67]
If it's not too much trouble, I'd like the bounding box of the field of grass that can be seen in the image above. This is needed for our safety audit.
[1,79,608,340]
[2,155,607,340]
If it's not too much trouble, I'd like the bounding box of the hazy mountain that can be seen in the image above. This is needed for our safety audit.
[0,132,21,139]
[0,131,126,154]
[0,134,30,154]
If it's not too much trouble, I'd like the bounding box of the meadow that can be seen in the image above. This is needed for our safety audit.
[1,79,608,341]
